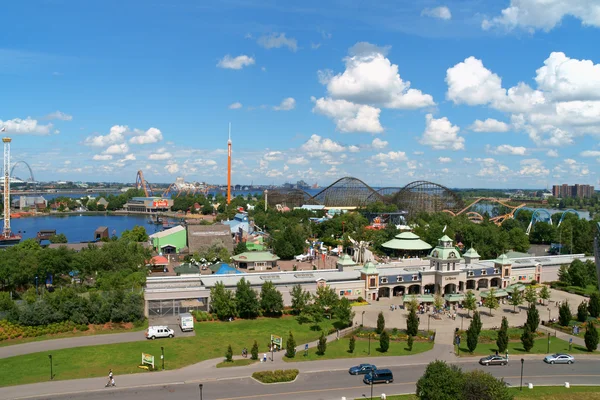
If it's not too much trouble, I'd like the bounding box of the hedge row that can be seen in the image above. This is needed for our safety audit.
[252,369,299,384]
[355,327,430,341]
[0,320,88,342]
[191,309,296,322]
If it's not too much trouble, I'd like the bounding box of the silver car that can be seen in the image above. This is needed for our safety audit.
[544,353,574,364]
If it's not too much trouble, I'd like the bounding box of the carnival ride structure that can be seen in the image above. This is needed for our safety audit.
[443,197,527,226]
[135,170,154,197]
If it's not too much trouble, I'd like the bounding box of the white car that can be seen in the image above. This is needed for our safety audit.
[295,254,310,262]
[146,326,175,340]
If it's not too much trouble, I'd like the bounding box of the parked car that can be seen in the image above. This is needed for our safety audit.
[363,369,394,384]
[544,353,574,364]
[479,355,508,366]
[295,254,310,262]
[146,326,175,340]
[348,363,377,375]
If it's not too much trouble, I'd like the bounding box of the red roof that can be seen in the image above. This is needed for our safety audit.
[151,255,169,265]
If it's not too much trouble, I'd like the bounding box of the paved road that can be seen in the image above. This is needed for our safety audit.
[23,359,600,400]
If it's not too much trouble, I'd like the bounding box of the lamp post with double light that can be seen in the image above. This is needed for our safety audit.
[199,383,203,400]
[520,358,524,391]
[48,354,53,380]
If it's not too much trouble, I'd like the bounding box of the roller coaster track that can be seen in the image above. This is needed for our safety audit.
[135,170,154,197]
[443,197,527,226]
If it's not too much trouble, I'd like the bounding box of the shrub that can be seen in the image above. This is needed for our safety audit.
[585,321,599,352]
[376,312,385,334]
[379,331,390,352]
[496,317,509,354]
[317,332,327,355]
[589,292,600,318]
[285,332,296,359]
[407,335,414,351]
[559,301,572,327]
[252,369,299,384]
[225,345,233,362]
[521,325,534,352]
[578,301,589,322]
[349,336,355,353]
[357,296,364,303]
[251,340,259,360]
[526,304,539,332]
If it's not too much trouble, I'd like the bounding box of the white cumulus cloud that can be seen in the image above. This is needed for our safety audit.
[546,149,559,157]
[257,33,298,52]
[421,6,452,20]
[490,144,528,155]
[0,117,53,135]
[264,151,284,161]
[371,138,388,149]
[129,127,163,145]
[165,163,179,174]
[470,118,510,132]
[311,97,383,134]
[149,152,172,160]
[93,154,113,161]
[519,158,549,176]
[300,134,346,153]
[84,125,127,147]
[104,143,129,154]
[581,150,600,157]
[273,97,296,111]
[438,157,452,163]
[419,114,465,150]
[287,156,309,165]
[229,102,243,109]
[535,52,600,101]
[45,111,73,121]
[217,55,255,70]
[372,151,407,163]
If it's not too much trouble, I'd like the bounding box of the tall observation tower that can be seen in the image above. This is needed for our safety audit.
[227,123,232,205]
[1,136,22,246]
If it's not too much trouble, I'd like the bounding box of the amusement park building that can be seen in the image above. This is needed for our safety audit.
[142,235,592,316]
[123,197,173,213]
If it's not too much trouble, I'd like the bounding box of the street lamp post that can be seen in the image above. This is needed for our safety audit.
[161,346,164,370]
[461,315,464,330]
[547,332,551,353]
[368,333,371,356]
[520,358,524,391]
[35,276,38,297]
[547,307,551,322]
[271,340,274,362]
[428,314,431,332]
[199,383,203,400]
[362,311,365,327]
[48,354,53,380]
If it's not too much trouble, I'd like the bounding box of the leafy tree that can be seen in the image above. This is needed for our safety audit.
[585,321,599,352]
[539,285,551,305]
[121,225,149,242]
[559,301,572,327]
[406,297,420,313]
[298,301,324,331]
[462,370,513,400]
[524,286,537,307]
[260,281,284,316]
[209,281,236,320]
[407,306,419,337]
[520,324,534,352]
[415,360,465,400]
[467,323,478,353]
[577,301,589,323]
[483,288,499,316]
[314,285,339,317]
[496,316,509,354]
[376,311,385,334]
[472,311,482,336]
[589,292,600,318]
[235,278,259,318]
[434,293,444,311]
[507,287,522,313]
[225,344,233,362]
[285,331,296,358]
[526,304,540,332]
[49,233,68,244]
[233,241,247,255]
[463,290,477,317]
[290,284,311,315]
[334,297,355,327]
[379,330,390,352]
[250,340,259,360]
[557,264,571,285]
[407,335,414,351]
[349,336,356,353]
[316,332,327,355]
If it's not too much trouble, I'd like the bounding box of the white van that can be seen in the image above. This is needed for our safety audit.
[146,326,174,340]
[179,313,194,332]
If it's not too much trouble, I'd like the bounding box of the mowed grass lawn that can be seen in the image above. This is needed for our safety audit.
[0,317,334,387]
[285,337,433,362]
[358,386,600,399]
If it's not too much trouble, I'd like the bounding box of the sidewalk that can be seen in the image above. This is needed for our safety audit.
[539,324,586,347]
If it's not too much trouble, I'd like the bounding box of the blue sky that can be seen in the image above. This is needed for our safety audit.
[1,0,600,188]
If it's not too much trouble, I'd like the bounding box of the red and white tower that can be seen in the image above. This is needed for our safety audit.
[3,137,11,238]
[227,123,232,205]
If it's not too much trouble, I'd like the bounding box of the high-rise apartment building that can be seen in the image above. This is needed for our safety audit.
[552,184,595,198]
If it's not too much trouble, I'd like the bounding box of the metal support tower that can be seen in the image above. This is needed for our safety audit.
[227,123,232,205]
[3,137,11,238]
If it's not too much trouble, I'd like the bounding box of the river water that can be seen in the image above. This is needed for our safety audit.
[10,215,159,243]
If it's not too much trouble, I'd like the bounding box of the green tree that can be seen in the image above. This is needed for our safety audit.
[235,278,259,319]
[120,225,149,242]
[463,290,477,317]
[48,233,68,244]
[520,324,534,352]
[472,311,483,336]
[524,285,537,307]
[225,344,233,362]
[557,264,571,285]
[467,323,479,353]
[577,301,589,323]
[285,331,296,358]
[496,316,509,354]
[260,281,284,316]
[434,293,444,311]
[209,281,236,320]
[462,370,513,400]
[585,321,599,352]
[559,301,572,327]
[483,288,499,316]
[314,285,339,317]
[407,335,414,351]
[316,332,327,355]
[415,360,465,400]
[539,285,551,306]
[407,306,419,337]
[379,330,390,352]
[376,311,385,334]
[250,340,259,360]
[589,292,600,318]
[406,297,420,313]
[525,304,540,332]
[508,287,523,313]
[298,301,324,331]
[233,241,247,255]
[348,336,356,353]
[333,297,355,327]
[290,284,310,315]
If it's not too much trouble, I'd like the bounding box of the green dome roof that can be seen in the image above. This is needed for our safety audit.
[360,261,379,275]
